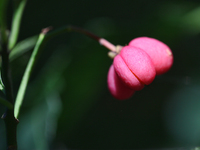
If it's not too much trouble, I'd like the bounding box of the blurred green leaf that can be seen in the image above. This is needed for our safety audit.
[9,35,38,61]
[26,46,71,106]
[181,6,200,34]
[32,92,62,150]
[0,0,8,24]
[9,0,27,50]
[18,91,62,150]
[164,85,200,145]
[0,0,9,45]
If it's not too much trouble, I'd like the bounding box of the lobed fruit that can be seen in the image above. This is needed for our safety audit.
[107,37,173,100]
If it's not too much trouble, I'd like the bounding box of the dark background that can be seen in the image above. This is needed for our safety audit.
[1,0,200,149]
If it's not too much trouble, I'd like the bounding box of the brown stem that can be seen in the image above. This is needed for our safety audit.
[67,25,101,41]
[45,25,116,52]
[45,25,101,42]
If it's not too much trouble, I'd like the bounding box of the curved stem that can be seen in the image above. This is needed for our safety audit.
[12,25,117,149]
[14,25,117,119]
[46,25,116,51]
[68,25,101,41]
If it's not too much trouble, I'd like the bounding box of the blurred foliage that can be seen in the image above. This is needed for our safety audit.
[1,0,200,149]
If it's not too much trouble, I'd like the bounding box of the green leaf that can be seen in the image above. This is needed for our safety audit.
[0,96,13,109]
[14,32,46,119]
[9,35,38,61]
[0,71,5,92]
[8,0,27,50]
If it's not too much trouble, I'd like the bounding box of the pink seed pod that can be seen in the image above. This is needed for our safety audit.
[113,54,144,91]
[129,37,173,75]
[113,46,156,90]
[107,65,135,100]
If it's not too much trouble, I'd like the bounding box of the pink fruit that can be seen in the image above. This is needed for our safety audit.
[129,37,173,75]
[107,65,135,100]
[113,46,156,89]
[113,54,144,91]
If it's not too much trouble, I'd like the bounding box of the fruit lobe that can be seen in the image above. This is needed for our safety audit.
[114,46,156,86]
[129,37,173,75]
[113,54,144,91]
[107,65,135,100]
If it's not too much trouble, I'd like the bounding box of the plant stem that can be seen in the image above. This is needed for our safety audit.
[11,25,116,149]
[2,111,19,150]
[14,25,116,120]
[14,29,47,119]
[99,38,116,52]
[45,26,116,51]
[46,26,100,41]
[1,31,18,150]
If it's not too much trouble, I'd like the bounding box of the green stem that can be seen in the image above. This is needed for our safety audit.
[0,1,19,149]
[2,111,19,150]
[1,37,18,150]
[0,0,9,49]
[1,45,14,109]
[14,28,48,119]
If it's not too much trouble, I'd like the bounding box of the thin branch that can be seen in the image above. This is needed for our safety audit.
[14,28,48,119]
[14,25,116,119]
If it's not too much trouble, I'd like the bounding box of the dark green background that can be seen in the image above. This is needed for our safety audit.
[1,0,200,149]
